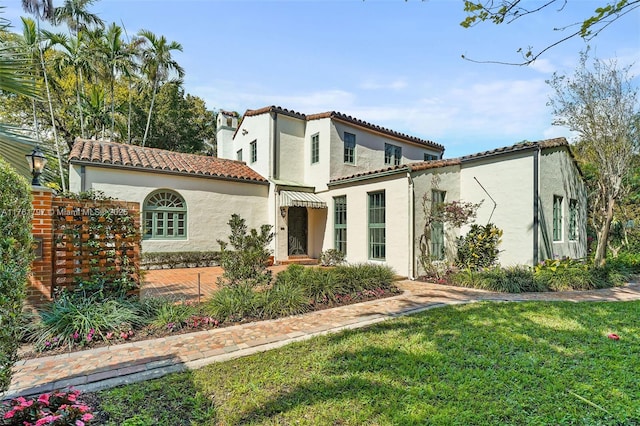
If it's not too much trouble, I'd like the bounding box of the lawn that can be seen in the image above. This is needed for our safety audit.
[92,300,640,425]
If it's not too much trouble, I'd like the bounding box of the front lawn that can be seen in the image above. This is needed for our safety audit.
[91,300,640,425]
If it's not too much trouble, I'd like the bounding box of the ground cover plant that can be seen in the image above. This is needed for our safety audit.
[90,300,640,425]
[22,263,398,357]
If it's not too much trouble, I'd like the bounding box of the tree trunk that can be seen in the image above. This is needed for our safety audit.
[593,195,615,267]
[142,82,157,147]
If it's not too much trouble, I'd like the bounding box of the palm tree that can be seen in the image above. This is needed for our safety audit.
[45,30,95,138]
[137,29,184,146]
[53,0,103,35]
[21,0,66,191]
[100,23,138,139]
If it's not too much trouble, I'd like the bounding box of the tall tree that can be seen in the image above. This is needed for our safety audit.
[21,0,66,191]
[461,1,640,65]
[137,29,184,146]
[547,51,639,266]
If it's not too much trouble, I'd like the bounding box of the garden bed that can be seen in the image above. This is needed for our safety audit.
[19,264,401,360]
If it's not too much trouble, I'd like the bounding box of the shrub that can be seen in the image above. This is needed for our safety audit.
[150,300,198,331]
[217,214,273,287]
[206,284,259,322]
[0,158,32,392]
[141,251,220,269]
[450,266,543,293]
[335,263,396,292]
[301,268,346,303]
[260,280,308,318]
[1,388,94,425]
[456,223,503,271]
[27,294,143,351]
[319,249,346,266]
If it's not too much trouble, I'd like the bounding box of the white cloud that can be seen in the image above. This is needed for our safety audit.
[359,78,408,91]
[529,58,556,74]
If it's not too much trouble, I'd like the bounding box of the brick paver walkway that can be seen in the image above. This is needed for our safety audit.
[5,274,640,400]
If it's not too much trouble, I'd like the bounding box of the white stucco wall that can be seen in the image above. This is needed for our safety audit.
[232,113,273,179]
[538,147,587,260]
[411,165,461,277]
[460,152,535,266]
[323,174,411,277]
[275,115,306,184]
[69,164,269,253]
[303,118,333,191]
[328,121,442,182]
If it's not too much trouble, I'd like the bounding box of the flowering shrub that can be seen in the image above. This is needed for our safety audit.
[1,389,94,425]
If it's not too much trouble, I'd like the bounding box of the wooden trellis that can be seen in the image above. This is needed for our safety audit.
[52,198,141,296]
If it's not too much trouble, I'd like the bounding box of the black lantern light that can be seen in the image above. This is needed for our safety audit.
[25,147,47,186]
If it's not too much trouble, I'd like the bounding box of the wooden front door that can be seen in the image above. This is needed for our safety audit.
[288,207,308,256]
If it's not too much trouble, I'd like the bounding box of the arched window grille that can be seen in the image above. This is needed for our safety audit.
[143,190,187,239]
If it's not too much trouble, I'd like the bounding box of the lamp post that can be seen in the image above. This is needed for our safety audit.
[25,147,47,186]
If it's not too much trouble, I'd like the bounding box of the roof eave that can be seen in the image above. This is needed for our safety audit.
[69,160,270,186]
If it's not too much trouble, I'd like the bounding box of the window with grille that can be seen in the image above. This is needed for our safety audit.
[384,143,402,165]
[250,140,257,163]
[344,132,355,164]
[368,191,385,260]
[431,190,446,260]
[568,199,578,241]
[311,134,320,164]
[553,195,563,242]
[143,190,187,239]
[334,196,347,254]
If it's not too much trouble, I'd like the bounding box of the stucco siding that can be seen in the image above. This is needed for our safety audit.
[538,147,587,260]
[329,121,440,181]
[73,165,269,253]
[460,152,535,266]
[231,113,272,179]
[275,115,306,184]
[411,166,461,277]
[304,118,332,191]
[324,174,410,277]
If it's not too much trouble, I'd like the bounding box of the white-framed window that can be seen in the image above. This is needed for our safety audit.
[553,195,563,242]
[385,143,402,165]
[311,133,320,164]
[344,132,355,164]
[236,149,243,161]
[143,190,187,239]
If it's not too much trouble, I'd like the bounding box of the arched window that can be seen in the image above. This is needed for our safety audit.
[143,190,187,239]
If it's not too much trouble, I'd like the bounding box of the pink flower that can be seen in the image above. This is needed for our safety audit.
[106,332,114,339]
[75,404,90,413]
[4,409,16,419]
[37,393,50,406]
[66,393,77,402]
[75,422,85,426]
[35,415,61,426]
[81,413,94,421]
[20,400,34,408]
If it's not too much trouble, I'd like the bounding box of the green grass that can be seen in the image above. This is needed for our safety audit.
[95,301,640,425]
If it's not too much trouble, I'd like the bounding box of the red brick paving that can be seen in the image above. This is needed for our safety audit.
[5,270,640,399]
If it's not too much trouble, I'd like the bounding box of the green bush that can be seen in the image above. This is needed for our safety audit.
[455,223,503,271]
[335,263,396,292]
[206,284,259,322]
[450,266,544,293]
[319,249,346,266]
[217,214,273,287]
[301,268,346,303]
[260,279,308,318]
[150,300,198,331]
[141,251,220,269]
[27,294,143,350]
[0,158,33,391]
[607,252,640,275]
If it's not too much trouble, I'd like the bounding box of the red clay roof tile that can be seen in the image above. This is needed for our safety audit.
[69,139,268,184]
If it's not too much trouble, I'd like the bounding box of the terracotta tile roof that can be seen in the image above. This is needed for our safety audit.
[329,137,572,184]
[242,105,444,152]
[69,139,268,184]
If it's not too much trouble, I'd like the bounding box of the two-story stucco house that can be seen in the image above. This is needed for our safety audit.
[68,105,587,278]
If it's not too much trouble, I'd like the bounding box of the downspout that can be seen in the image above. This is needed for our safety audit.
[408,172,415,280]
[272,111,278,180]
[533,146,540,265]
[80,165,86,192]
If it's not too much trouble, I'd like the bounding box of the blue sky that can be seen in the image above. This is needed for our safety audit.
[5,0,640,157]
